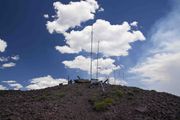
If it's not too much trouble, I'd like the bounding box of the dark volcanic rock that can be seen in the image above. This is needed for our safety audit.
[0,84,180,120]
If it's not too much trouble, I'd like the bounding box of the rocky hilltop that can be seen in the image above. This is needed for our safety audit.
[0,83,180,120]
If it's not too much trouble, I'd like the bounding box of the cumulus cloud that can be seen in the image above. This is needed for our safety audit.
[46,0,145,84]
[44,14,49,19]
[130,21,138,27]
[9,83,23,90]
[46,0,100,34]
[2,80,16,84]
[108,78,127,86]
[55,45,78,54]
[26,75,68,90]
[130,0,180,96]
[0,55,20,62]
[0,57,9,62]
[2,62,16,68]
[57,19,145,56]
[63,55,120,75]
[98,7,104,12]
[2,80,23,90]
[11,55,20,61]
[0,39,7,52]
[131,53,180,82]
[0,85,7,90]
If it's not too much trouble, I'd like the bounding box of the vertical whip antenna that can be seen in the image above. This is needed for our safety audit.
[123,70,125,81]
[90,25,93,80]
[113,69,116,85]
[96,40,100,79]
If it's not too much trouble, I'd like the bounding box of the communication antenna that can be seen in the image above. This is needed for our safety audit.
[90,25,93,80]
[113,69,116,85]
[122,66,125,81]
[123,70,125,81]
[119,68,125,83]
[96,40,100,79]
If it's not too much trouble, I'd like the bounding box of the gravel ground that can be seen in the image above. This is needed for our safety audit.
[0,83,180,120]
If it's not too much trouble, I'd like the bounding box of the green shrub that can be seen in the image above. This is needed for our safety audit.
[94,101,107,111]
[103,98,113,104]
[94,98,113,111]
[112,90,123,98]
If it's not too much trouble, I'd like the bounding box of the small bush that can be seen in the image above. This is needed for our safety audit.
[94,98,113,111]
[103,98,113,104]
[112,90,123,98]
[94,101,107,111]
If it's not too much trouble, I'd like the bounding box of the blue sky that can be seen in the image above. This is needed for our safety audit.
[1,0,180,96]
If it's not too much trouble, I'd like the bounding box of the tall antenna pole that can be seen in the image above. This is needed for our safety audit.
[90,25,93,80]
[113,69,116,85]
[96,40,100,79]
[123,70,125,81]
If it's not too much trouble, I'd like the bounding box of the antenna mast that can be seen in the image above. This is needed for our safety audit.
[90,25,93,80]
[96,40,100,79]
[113,69,116,85]
[123,70,125,81]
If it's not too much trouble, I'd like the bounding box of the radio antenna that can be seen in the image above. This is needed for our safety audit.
[90,25,93,80]
[96,40,100,79]
[113,69,116,85]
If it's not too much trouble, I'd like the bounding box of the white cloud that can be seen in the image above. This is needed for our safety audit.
[131,53,180,82]
[0,57,9,62]
[130,1,180,96]
[0,85,7,90]
[2,80,23,90]
[0,39,7,52]
[46,0,145,86]
[0,55,20,63]
[2,62,16,68]
[11,55,20,61]
[2,80,16,84]
[51,15,56,18]
[98,7,104,12]
[55,45,78,54]
[9,83,23,90]
[130,21,138,27]
[44,14,49,19]
[63,55,120,75]
[57,19,145,56]
[26,75,68,90]
[109,78,127,86]
[46,0,100,34]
